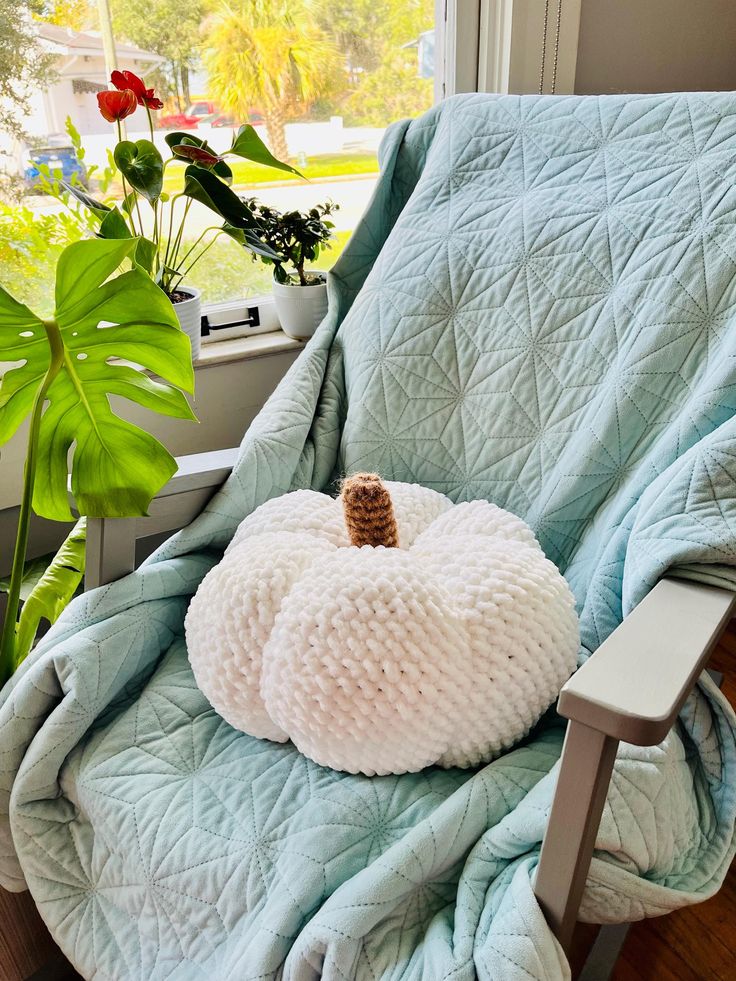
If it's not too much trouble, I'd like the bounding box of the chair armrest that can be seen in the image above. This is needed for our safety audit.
[85,447,238,589]
[156,447,239,498]
[535,576,734,951]
[558,578,735,746]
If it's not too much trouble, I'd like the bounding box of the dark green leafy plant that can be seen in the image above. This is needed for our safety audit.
[245,199,338,285]
[0,237,196,684]
[43,71,302,298]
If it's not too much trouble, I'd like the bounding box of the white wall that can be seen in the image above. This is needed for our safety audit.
[18,57,112,139]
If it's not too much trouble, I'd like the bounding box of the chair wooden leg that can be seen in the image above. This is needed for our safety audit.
[0,887,67,981]
[577,923,631,981]
[534,720,619,952]
[568,922,601,979]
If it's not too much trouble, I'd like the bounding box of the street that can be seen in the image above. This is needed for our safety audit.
[26,172,378,243]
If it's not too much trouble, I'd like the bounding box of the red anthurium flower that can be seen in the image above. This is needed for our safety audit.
[111,69,164,111]
[97,88,137,123]
[172,144,223,166]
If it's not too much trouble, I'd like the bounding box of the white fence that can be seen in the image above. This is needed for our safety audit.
[2,117,389,177]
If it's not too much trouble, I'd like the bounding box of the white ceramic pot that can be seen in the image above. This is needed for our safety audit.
[272,276,328,340]
[172,286,202,360]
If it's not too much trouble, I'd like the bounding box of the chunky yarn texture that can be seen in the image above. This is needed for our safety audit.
[185,479,580,775]
[342,473,399,547]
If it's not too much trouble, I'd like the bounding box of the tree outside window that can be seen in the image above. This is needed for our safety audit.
[0,0,434,308]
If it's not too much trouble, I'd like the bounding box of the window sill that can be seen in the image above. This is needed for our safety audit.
[194,330,303,369]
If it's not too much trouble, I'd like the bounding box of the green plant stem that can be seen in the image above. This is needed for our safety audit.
[134,196,145,240]
[173,226,219,273]
[0,319,63,685]
[124,187,139,236]
[169,231,223,293]
[162,193,183,274]
[116,121,139,237]
[169,199,192,272]
[152,201,160,276]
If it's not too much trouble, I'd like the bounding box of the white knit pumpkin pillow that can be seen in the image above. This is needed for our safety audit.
[185,475,579,776]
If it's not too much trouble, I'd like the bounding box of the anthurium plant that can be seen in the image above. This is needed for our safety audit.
[0,237,196,685]
[243,199,338,285]
[52,70,301,299]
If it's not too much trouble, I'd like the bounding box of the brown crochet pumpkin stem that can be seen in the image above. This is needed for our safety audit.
[341,473,399,548]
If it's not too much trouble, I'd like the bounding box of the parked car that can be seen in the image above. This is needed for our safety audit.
[186,100,218,121]
[21,135,88,190]
[158,111,199,129]
[159,101,218,129]
[210,110,263,128]
[210,113,236,128]
[159,102,264,130]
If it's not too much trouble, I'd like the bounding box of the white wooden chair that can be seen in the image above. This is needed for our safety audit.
[80,448,735,978]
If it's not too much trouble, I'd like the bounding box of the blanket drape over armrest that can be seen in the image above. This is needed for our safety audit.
[1,93,736,981]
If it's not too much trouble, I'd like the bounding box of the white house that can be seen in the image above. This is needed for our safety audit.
[26,24,163,138]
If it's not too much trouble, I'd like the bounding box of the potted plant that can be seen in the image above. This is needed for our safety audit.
[45,69,301,360]
[244,199,339,339]
[0,237,196,686]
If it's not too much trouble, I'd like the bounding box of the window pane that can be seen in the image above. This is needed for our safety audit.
[1,1,435,312]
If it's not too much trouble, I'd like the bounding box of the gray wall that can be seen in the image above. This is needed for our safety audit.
[575,0,736,94]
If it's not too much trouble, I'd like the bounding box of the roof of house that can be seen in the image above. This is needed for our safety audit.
[37,23,162,65]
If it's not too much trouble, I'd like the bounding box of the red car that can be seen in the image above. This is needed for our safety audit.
[159,103,264,130]
[158,101,217,130]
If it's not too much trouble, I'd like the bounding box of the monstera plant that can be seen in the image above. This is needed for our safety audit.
[0,237,196,685]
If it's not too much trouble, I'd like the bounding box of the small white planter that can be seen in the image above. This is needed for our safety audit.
[272,276,328,340]
[172,286,202,360]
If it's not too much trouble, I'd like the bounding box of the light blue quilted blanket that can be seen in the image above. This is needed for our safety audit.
[2,92,736,980]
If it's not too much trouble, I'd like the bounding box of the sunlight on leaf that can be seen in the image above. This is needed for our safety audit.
[0,238,196,521]
[229,125,303,178]
[114,140,164,204]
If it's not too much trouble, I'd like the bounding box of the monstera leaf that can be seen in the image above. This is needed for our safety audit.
[13,519,87,665]
[114,139,164,203]
[0,238,195,521]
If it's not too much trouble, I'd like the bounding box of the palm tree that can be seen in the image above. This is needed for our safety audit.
[202,1,343,161]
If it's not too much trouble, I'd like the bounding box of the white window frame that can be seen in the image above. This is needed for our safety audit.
[208,0,583,345]
[437,0,581,99]
[434,0,481,100]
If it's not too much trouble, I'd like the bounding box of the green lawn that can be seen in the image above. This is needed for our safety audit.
[162,152,379,195]
[192,230,352,302]
[0,198,354,311]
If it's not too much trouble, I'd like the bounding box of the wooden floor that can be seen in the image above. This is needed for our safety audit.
[610,624,736,981]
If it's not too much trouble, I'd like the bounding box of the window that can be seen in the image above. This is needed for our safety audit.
[1,1,436,320]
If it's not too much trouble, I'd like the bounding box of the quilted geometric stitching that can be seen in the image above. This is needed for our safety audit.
[0,93,735,980]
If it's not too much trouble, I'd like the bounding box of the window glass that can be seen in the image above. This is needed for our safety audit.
[1,1,435,312]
